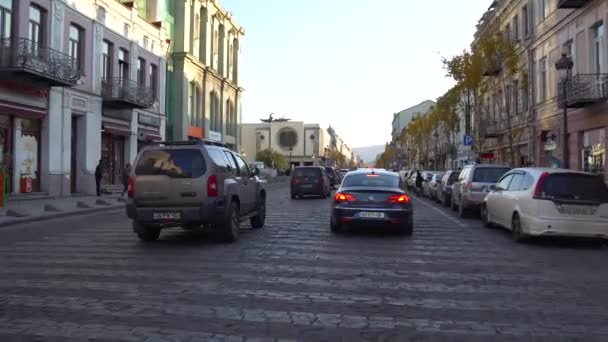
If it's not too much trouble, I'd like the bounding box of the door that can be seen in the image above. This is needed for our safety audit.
[0,115,12,193]
[71,117,77,193]
[489,173,515,227]
[234,154,255,213]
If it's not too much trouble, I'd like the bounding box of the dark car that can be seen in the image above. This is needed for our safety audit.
[330,169,413,235]
[325,166,341,189]
[291,166,331,199]
[437,170,460,207]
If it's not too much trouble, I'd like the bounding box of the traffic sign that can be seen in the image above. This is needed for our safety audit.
[464,135,474,146]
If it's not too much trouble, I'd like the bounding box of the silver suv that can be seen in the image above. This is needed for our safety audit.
[126,140,266,242]
[451,163,511,218]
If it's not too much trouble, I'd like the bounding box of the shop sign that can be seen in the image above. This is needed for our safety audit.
[0,80,48,98]
[544,140,557,151]
[208,131,222,142]
[480,153,495,159]
[138,113,161,127]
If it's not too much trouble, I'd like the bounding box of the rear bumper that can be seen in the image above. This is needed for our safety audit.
[292,185,324,195]
[332,207,412,226]
[461,193,487,209]
[126,198,227,226]
[525,216,608,239]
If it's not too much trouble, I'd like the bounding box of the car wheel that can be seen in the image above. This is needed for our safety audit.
[330,217,342,234]
[481,204,492,228]
[134,221,161,242]
[458,200,467,218]
[218,201,240,242]
[511,213,528,243]
[250,196,266,229]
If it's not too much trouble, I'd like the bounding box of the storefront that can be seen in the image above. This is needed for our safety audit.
[101,122,130,185]
[581,128,605,176]
[137,112,162,151]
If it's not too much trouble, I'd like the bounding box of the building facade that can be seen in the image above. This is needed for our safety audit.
[391,100,436,142]
[241,121,331,167]
[0,0,167,197]
[154,0,244,150]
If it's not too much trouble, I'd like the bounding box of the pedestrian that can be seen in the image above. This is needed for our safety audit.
[415,170,423,196]
[122,163,131,196]
[95,159,103,197]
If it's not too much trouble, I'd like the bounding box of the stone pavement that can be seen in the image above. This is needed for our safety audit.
[0,186,607,341]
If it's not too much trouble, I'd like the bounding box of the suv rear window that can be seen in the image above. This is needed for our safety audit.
[472,168,510,183]
[343,174,400,188]
[135,149,206,178]
[293,168,321,177]
[541,173,608,203]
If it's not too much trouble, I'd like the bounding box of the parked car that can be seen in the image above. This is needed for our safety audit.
[291,166,331,199]
[451,164,511,218]
[427,172,445,200]
[325,166,340,189]
[420,171,434,197]
[126,140,266,243]
[482,168,608,242]
[407,171,419,191]
[437,170,460,207]
[339,169,350,179]
[330,169,413,235]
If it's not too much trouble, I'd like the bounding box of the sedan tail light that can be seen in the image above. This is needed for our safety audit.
[532,172,549,199]
[334,192,356,202]
[388,195,410,203]
[127,176,134,198]
[207,175,219,197]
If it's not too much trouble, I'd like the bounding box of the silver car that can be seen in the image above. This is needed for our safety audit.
[451,164,511,218]
[126,140,267,242]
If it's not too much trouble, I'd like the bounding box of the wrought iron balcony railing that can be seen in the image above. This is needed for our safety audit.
[558,73,608,108]
[0,37,80,86]
[101,77,154,109]
[557,0,589,9]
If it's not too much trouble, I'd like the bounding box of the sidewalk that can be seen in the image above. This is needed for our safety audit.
[0,179,290,228]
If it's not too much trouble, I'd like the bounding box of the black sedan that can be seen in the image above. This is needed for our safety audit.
[330,169,413,235]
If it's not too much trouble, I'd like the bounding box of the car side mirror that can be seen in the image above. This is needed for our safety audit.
[489,184,497,192]
[253,168,260,176]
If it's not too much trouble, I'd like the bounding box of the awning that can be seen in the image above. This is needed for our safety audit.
[102,122,131,136]
[0,101,46,119]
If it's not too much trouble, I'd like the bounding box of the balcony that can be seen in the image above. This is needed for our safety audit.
[557,0,589,9]
[481,119,502,138]
[558,74,608,108]
[0,38,80,87]
[101,78,154,109]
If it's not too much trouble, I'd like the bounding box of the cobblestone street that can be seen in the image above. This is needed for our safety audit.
[1,186,607,341]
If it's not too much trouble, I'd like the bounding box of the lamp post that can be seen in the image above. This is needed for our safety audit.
[555,53,574,169]
[289,147,293,169]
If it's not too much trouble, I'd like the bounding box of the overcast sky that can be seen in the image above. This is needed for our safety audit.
[221,0,491,147]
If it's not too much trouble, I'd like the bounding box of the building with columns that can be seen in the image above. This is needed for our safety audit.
[0,0,167,197]
[151,0,244,150]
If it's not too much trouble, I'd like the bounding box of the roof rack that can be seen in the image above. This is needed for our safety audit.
[159,139,229,148]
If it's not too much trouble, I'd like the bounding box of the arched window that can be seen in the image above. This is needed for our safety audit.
[232,38,239,83]
[210,91,221,132]
[188,82,196,126]
[193,13,200,58]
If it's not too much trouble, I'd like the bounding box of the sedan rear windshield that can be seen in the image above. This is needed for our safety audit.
[343,174,400,188]
[135,149,206,178]
[541,173,608,203]
[293,168,321,178]
[473,168,510,183]
[448,173,459,184]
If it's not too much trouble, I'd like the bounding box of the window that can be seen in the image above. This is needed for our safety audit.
[505,24,511,41]
[123,23,130,38]
[137,58,145,86]
[118,48,129,80]
[521,173,535,191]
[473,168,511,183]
[513,80,520,114]
[218,24,225,74]
[143,35,148,50]
[522,74,529,111]
[539,173,608,203]
[134,149,206,178]
[235,155,250,177]
[505,84,511,113]
[69,24,83,71]
[150,64,158,100]
[593,23,604,74]
[102,40,112,80]
[522,5,529,37]
[188,82,196,126]
[0,0,10,39]
[223,151,238,175]
[96,6,105,23]
[496,174,514,190]
[193,13,200,58]
[507,173,525,191]
[29,5,43,48]
[208,149,229,168]
[232,38,239,82]
[513,15,519,41]
[539,0,548,21]
[343,174,400,188]
[539,57,547,102]
[210,91,220,132]
[210,16,216,68]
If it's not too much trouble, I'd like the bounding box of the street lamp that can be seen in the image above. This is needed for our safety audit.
[555,53,574,169]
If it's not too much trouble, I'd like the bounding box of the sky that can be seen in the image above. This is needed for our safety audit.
[221,0,491,148]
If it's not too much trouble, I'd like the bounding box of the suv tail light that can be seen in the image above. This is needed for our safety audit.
[207,175,219,197]
[532,172,549,199]
[127,176,134,198]
[464,182,473,192]
[388,195,410,203]
[335,192,356,202]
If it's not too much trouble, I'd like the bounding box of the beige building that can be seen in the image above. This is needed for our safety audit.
[241,122,331,167]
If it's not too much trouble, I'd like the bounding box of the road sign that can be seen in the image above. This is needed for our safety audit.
[464,135,474,146]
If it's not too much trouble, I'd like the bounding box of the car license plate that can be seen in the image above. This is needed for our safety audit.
[359,212,385,219]
[301,184,313,188]
[558,205,597,216]
[153,212,181,220]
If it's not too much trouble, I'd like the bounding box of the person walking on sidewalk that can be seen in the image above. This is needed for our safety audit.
[122,163,131,196]
[95,159,104,197]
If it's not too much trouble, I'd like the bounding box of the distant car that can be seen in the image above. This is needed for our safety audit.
[452,164,511,218]
[482,168,608,242]
[420,171,434,197]
[291,166,331,199]
[339,168,350,179]
[330,169,413,235]
[325,166,341,189]
[437,170,460,207]
[126,140,266,243]
[428,172,445,200]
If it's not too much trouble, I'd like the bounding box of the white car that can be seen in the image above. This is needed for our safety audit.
[482,168,608,242]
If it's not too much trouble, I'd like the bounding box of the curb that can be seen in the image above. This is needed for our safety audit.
[0,182,290,228]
